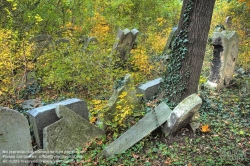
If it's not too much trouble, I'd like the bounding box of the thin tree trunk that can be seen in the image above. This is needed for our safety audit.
[161,0,216,104]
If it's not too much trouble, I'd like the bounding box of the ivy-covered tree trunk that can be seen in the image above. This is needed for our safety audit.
[161,0,216,104]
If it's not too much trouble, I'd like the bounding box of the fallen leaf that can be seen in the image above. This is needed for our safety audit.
[201,125,210,133]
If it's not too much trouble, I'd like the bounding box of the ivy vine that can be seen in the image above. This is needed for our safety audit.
[161,0,194,105]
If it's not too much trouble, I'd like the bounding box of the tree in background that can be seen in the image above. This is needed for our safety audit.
[161,0,216,104]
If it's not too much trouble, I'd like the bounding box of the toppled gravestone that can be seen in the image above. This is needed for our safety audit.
[99,74,141,128]
[43,105,104,151]
[28,98,89,148]
[162,94,202,135]
[112,28,139,67]
[137,77,163,101]
[205,30,239,90]
[0,107,33,166]
[100,94,202,157]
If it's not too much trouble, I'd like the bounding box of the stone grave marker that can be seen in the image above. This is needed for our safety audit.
[43,105,104,151]
[0,107,33,166]
[162,26,178,55]
[28,98,89,148]
[162,94,202,135]
[112,28,139,67]
[100,74,141,128]
[205,30,239,90]
[137,77,163,101]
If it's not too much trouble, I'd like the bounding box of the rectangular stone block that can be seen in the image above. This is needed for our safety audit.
[137,77,162,100]
[28,98,89,149]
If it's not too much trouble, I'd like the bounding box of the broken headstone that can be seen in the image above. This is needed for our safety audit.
[0,107,33,166]
[205,30,239,90]
[43,105,104,151]
[28,98,89,148]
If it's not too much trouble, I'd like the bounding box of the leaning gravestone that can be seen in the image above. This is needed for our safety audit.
[28,98,89,149]
[205,30,239,90]
[162,94,202,135]
[0,107,33,166]
[43,105,104,151]
[112,28,139,67]
[100,74,141,127]
[162,26,178,55]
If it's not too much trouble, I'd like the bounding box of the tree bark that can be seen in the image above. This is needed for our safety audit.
[161,0,216,104]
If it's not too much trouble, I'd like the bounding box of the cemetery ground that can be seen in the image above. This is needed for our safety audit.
[11,68,250,166]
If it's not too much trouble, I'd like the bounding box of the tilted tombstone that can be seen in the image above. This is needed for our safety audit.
[162,26,178,56]
[205,30,239,90]
[112,28,139,67]
[0,107,33,166]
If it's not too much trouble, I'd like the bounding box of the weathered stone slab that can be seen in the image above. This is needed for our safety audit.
[28,98,89,148]
[162,94,202,135]
[137,77,163,100]
[205,30,239,90]
[100,102,172,157]
[0,107,33,166]
[43,105,104,151]
[101,74,142,127]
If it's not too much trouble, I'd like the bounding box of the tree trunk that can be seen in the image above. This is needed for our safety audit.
[161,0,216,105]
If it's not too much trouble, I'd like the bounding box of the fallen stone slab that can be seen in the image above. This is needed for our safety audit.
[162,94,202,135]
[43,105,104,151]
[0,107,33,166]
[28,98,89,148]
[100,102,171,157]
[137,77,163,101]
